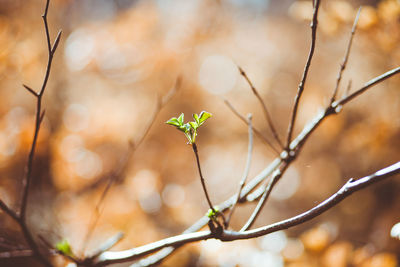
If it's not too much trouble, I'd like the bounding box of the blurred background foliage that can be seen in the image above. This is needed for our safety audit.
[0,0,399,266]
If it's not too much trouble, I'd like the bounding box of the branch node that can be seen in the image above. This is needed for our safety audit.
[23,84,38,97]
[51,30,62,53]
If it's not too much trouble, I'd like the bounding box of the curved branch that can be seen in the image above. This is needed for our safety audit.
[286,0,321,147]
[94,162,400,265]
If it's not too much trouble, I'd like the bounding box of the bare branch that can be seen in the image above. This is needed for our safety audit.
[51,30,62,54]
[23,84,38,97]
[221,161,400,241]
[224,99,280,155]
[330,7,361,103]
[94,162,400,265]
[225,114,253,228]
[14,0,61,266]
[77,77,180,195]
[80,78,180,253]
[135,77,180,149]
[192,143,216,213]
[336,66,400,107]
[96,231,214,266]
[240,162,288,231]
[344,79,352,98]
[20,0,61,219]
[286,0,321,148]
[238,66,283,148]
[0,200,19,222]
[128,65,400,266]
[88,232,124,260]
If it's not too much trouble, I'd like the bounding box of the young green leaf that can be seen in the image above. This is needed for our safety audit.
[178,113,184,125]
[166,111,212,145]
[189,121,198,130]
[193,113,200,125]
[166,117,180,127]
[177,123,190,134]
[55,239,73,256]
[199,111,212,125]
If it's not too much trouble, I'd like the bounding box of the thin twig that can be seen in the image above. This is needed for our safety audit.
[240,162,288,231]
[94,162,400,265]
[336,66,400,106]
[80,175,117,254]
[88,232,124,260]
[0,200,19,221]
[23,84,38,97]
[222,162,400,241]
[238,66,283,148]
[286,0,321,148]
[80,78,180,253]
[125,65,400,267]
[20,0,61,218]
[77,77,180,195]
[344,79,352,98]
[223,99,280,155]
[13,0,61,266]
[225,114,253,228]
[192,143,215,213]
[330,7,362,103]
[135,77,181,149]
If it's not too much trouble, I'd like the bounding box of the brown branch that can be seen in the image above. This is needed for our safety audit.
[125,65,400,267]
[240,162,289,231]
[222,161,400,241]
[23,84,38,97]
[238,66,284,148]
[0,200,19,222]
[88,232,124,260]
[286,0,321,148]
[192,143,215,213]
[225,114,253,228]
[79,78,180,253]
[76,77,180,195]
[223,99,280,155]
[20,0,61,218]
[344,79,352,98]
[0,0,62,266]
[336,66,400,106]
[93,162,400,265]
[330,7,361,103]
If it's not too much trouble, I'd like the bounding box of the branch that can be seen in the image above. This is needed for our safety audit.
[95,231,214,266]
[80,78,180,254]
[286,0,321,148]
[225,114,253,228]
[336,66,400,106]
[86,232,124,261]
[221,161,400,241]
[76,77,180,195]
[223,99,280,155]
[0,200,19,222]
[93,162,400,265]
[192,143,216,213]
[330,7,361,103]
[240,162,288,231]
[238,66,283,148]
[20,0,61,219]
[127,65,400,267]
[0,0,62,266]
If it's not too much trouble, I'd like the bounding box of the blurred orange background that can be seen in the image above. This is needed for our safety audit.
[0,0,399,266]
